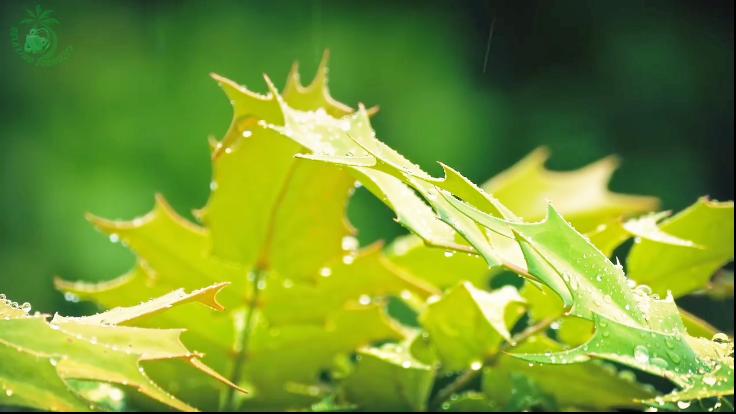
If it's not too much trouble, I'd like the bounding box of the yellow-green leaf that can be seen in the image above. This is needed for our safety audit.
[627,198,734,298]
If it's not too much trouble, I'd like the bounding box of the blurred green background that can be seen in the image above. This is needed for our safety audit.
[0,0,733,326]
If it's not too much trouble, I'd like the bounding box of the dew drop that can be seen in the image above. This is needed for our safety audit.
[703,375,717,386]
[341,236,359,251]
[401,361,411,369]
[241,130,253,138]
[666,350,681,364]
[342,255,355,265]
[358,295,371,305]
[634,345,650,364]
[676,401,691,409]
[618,370,636,382]
[635,285,652,296]
[209,181,218,191]
[664,337,675,349]
[108,233,120,243]
[20,302,31,313]
[443,250,455,258]
[470,360,483,371]
[64,292,80,303]
[319,267,332,278]
[5,388,13,397]
[651,357,668,369]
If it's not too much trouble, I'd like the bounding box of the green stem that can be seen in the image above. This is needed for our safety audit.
[224,268,265,411]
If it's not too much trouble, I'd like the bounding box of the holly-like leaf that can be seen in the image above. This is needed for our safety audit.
[627,198,734,298]
[48,54,732,411]
[0,286,242,412]
[282,71,734,405]
[419,283,525,372]
[56,53,431,411]
[444,199,734,403]
[481,147,658,232]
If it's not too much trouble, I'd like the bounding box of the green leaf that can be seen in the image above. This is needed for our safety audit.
[0,286,242,412]
[585,218,632,257]
[386,234,492,290]
[627,198,734,298]
[56,54,429,410]
[437,392,498,412]
[342,343,435,411]
[498,373,557,411]
[291,66,732,404]
[482,335,655,410]
[48,54,732,411]
[419,283,525,372]
[445,198,733,402]
[481,147,658,232]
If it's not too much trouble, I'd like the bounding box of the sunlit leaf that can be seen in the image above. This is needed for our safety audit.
[481,147,658,232]
[0,287,242,412]
[419,283,525,372]
[627,198,734,298]
[483,335,655,410]
[343,343,434,411]
[55,53,429,411]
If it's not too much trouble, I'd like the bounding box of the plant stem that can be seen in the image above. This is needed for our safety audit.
[224,268,264,411]
[428,316,559,411]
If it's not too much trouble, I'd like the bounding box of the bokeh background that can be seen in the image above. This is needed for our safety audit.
[0,0,733,328]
